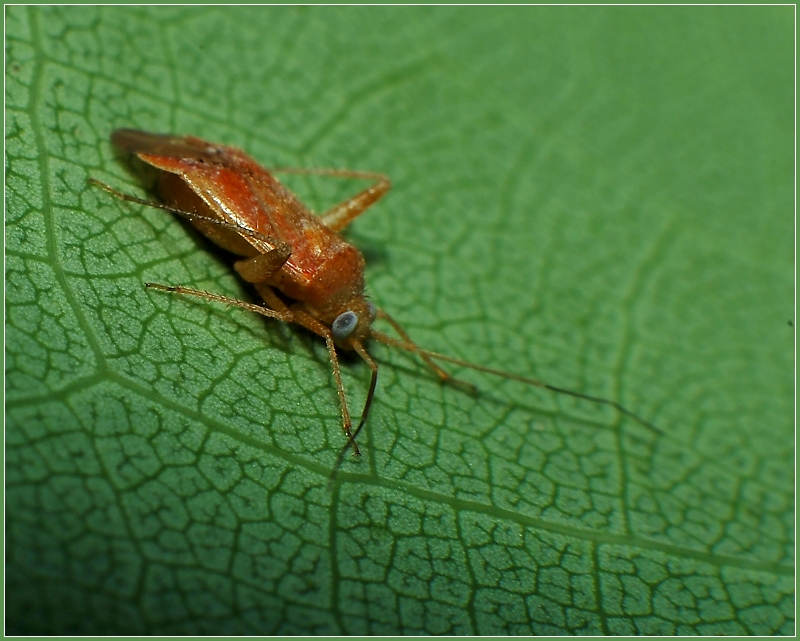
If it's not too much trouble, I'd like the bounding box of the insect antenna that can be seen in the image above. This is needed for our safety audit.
[330,341,379,484]
[370,329,662,435]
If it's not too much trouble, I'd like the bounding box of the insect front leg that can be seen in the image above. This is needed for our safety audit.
[271,167,391,233]
[290,307,361,457]
[376,309,479,396]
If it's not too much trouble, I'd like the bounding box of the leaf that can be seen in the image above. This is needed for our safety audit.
[6,6,793,635]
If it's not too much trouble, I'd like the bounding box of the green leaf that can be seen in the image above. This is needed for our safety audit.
[6,6,793,635]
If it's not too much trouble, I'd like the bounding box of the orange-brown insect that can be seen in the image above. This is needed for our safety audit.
[92,129,660,478]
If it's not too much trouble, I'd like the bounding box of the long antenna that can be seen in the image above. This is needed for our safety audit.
[330,341,379,484]
[370,329,662,435]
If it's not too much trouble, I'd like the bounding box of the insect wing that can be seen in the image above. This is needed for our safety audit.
[114,129,357,292]
[112,129,220,163]
[155,141,342,277]
[123,140,284,258]
[114,129,282,249]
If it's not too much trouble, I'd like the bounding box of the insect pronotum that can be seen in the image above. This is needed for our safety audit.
[92,129,661,479]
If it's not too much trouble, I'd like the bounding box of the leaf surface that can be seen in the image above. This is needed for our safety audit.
[6,6,794,635]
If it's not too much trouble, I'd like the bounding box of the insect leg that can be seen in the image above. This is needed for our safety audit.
[271,168,391,233]
[234,244,292,284]
[319,172,391,233]
[371,328,663,435]
[290,307,360,456]
[374,309,479,395]
[144,283,294,323]
[253,284,292,316]
[90,178,280,246]
[331,341,378,483]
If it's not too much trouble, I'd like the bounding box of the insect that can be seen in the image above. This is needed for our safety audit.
[92,129,661,479]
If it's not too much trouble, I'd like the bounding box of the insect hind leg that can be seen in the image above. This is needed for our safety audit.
[270,167,391,233]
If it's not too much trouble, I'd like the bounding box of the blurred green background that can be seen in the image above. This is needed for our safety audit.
[5,6,793,635]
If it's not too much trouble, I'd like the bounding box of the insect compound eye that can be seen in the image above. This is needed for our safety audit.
[332,310,359,342]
